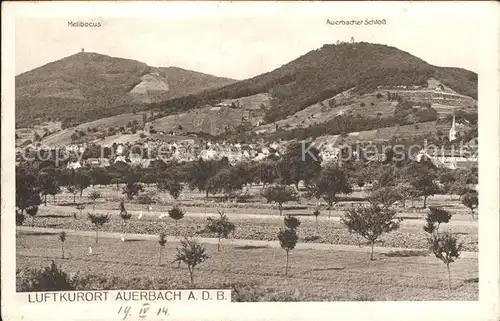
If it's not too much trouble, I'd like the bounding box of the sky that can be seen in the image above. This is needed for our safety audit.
[15,11,478,80]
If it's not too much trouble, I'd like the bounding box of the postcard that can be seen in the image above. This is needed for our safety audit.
[2,1,499,320]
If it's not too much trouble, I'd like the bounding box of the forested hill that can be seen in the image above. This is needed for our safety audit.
[17,43,477,129]
[149,42,477,123]
[15,52,235,127]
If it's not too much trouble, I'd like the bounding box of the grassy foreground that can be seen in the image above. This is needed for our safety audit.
[16,231,478,301]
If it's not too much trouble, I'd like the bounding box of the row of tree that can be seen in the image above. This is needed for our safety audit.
[40,203,463,291]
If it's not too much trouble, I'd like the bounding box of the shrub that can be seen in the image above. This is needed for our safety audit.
[341,205,401,260]
[173,237,209,287]
[17,261,76,291]
[206,211,236,251]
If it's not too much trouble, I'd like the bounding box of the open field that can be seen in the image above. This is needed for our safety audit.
[24,185,478,251]
[16,232,478,300]
[17,183,478,301]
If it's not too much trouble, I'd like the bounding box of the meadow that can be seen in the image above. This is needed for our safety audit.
[16,185,478,301]
[17,232,478,301]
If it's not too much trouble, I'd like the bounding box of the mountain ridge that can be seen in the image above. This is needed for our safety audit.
[16,43,477,135]
[145,42,476,125]
[15,52,236,127]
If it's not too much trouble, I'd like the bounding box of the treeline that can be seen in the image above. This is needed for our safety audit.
[16,140,478,218]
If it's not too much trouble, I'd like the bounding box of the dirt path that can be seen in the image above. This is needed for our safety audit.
[16,226,477,259]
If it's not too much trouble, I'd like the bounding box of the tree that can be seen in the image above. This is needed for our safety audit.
[168,206,185,229]
[87,213,110,244]
[75,204,85,219]
[16,166,41,215]
[428,233,463,291]
[59,231,67,259]
[312,208,321,234]
[26,206,39,227]
[137,192,156,211]
[88,191,101,210]
[186,159,221,199]
[158,232,167,266]
[461,192,478,220]
[284,215,301,230]
[438,170,457,198]
[88,167,111,187]
[39,174,60,206]
[252,161,278,188]
[368,187,403,209]
[158,179,183,200]
[206,168,243,200]
[373,164,399,189]
[173,237,209,287]
[66,185,78,204]
[395,182,419,208]
[423,207,452,235]
[261,185,297,216]
[206,211,236,251]
[16,210,25,226]
[307,166,352,217]
[119,203,132,241]
[278,142,322,188]
[277,228,298,278]
[409,170,439,208]
[74,170,91,198]
[341,205,401,260]
[449,180,475,201]
[122,177,143,200]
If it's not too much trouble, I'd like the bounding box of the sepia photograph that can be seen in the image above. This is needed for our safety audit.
[2,2,499,321]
